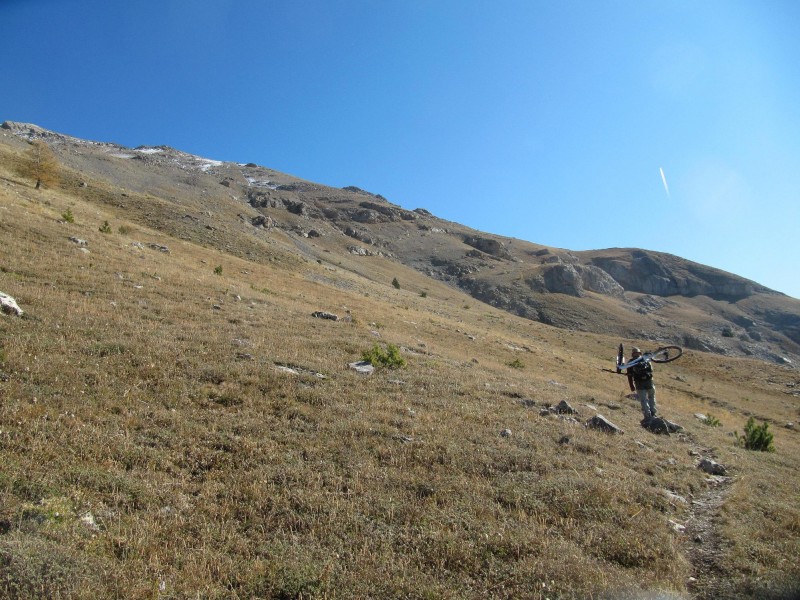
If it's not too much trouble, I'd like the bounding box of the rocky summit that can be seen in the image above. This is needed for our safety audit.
[3,120,799,365]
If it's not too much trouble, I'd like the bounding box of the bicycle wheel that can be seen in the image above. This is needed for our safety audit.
[649,345,683,363]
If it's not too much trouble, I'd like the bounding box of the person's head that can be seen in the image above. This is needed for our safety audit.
[631,347,642,357]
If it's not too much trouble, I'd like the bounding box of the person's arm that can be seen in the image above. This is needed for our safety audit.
[627,370,635,392]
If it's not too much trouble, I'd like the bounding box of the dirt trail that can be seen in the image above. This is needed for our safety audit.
[682,471,733,600]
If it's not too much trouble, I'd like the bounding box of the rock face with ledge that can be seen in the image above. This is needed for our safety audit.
[588,250,766,301]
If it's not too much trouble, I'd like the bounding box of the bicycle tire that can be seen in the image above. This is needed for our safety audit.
[649,345,683,363]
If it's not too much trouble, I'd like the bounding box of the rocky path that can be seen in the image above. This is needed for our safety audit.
[682,465,733,599]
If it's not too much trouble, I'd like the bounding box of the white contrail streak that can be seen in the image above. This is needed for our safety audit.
[659,167,671,198]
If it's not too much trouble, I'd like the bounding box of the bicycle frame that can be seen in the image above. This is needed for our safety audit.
[604,344,682,374]
[617,354,652,370]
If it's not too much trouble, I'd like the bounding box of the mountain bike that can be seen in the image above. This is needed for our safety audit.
[602,343,683,374]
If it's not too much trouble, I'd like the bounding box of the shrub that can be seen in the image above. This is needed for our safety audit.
[61,208,74,223]
[735,417,775,452]
[721,326,734,338]
[703,414,722,427]
[361,343,406,369]
[118,225,133,235]
[508,359,524,369]
[420,291,428,298]
[392,277,400,289]
[214,265,223,276]
[99,220,112,234]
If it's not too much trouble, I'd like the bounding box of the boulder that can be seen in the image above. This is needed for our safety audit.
[698,458,727,476]
[641,416,683,434]
[463,236,512,259]
[586,415,624,434]
[662,490,689,506]
[282,199,309,216]
[554,400,577,414]
[352,209,381,224]
[349,361,375,375]
[312,311,339,321]
[251,215,275,229]
[0,292,23,316]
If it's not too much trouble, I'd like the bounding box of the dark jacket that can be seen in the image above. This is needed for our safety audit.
[627,361,654,391]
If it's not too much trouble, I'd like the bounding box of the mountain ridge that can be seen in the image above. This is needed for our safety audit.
[3,120,798,366]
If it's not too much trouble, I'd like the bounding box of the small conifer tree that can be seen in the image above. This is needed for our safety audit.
[18,140,59,189]
[735,417,775,452]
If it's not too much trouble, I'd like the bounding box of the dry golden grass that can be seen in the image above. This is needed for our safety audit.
[1,140,799,599]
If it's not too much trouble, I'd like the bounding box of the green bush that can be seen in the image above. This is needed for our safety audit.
[361,343,406,369]
[61,208,74,223]
[99,220,112,234]
[213,265,223,276]
[507,359,524,369]
[392,277,400,289]
[735,417,775,452]
[703,414,722,427]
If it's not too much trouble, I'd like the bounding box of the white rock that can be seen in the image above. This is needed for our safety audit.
[0,292,23,316]
[668,519,686,533]
[275,366,299,375]
[698,458,727,476]
[662,490,689,505]
[349,361,374,375]
[80,512,100,531]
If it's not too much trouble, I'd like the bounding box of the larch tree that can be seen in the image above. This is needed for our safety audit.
[19,139,60,189]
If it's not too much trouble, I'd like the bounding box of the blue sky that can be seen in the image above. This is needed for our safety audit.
[3,0,799,298]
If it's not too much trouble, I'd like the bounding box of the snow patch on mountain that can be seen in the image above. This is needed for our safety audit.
[245,175,278,189]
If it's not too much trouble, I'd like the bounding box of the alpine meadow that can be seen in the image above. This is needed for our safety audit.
[1,123,799,599]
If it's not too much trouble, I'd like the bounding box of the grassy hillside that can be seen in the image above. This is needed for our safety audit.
[1,139,799,599]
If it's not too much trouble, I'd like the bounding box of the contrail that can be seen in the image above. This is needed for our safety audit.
[659,167,671,198]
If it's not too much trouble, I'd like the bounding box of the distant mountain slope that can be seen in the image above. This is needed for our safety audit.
[3,120,799,365]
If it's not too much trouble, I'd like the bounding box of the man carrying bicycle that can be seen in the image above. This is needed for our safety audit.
[627,347,657,420]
